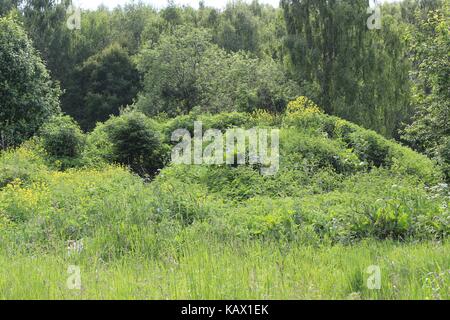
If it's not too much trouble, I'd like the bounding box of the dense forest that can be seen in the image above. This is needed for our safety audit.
[0,0,449,300]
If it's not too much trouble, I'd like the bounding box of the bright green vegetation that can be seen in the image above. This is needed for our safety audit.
[1,242,448,300]
[0,105,448,299]
[0,0,449,300]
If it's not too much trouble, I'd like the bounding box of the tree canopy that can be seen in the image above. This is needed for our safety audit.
[0,16,60,149]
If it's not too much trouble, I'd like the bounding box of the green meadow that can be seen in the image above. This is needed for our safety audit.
[1,242,448,300]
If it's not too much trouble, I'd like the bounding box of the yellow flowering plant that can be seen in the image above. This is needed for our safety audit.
[285,96,323,116]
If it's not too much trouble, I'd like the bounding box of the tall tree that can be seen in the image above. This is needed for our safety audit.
[22,0,73,82]
[197,48,299,113]
[64,43,141,131]
[215,1,260,54]
[281,0,412,137]
[135,26,212,116]
[0,16,61,148]
[0,0,22,16]
[402,3,450,179]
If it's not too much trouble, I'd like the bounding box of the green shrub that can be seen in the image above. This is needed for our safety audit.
[389,144,442,185]
[348,130,391,168]
[1,107,447,259]
[92,112,168,176]
[281,129,362,174]
[285,96,322,115]
[81,122,114,168]
[39,115,85,166]
[65,43,141,131]
[334,118,358,142]
[0,142,48,189]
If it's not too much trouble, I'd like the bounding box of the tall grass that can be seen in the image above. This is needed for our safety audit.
[0,240,448,300]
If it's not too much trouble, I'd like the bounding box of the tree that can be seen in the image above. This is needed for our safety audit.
[197,48,299,113]
[402,4,450,179]
[110,3,159,55]
[22,0,73,83]
[0,16,60,149]
[0,0,22,16]
[64,43,141,131]
[135,26,212,116]
[135,25,298,117]
[281,0,412,137]
[215,1,260,54]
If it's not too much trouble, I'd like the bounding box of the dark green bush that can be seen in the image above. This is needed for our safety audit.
[40,115,85,159]
[334,119,358,143]
[281,129,361,174]
[64,43,141,131]
[101,112,168,176]
[348,130,391,168]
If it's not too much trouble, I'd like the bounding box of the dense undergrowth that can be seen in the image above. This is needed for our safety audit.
[0,102,448,299]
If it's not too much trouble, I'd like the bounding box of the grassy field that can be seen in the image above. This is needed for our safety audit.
[1,240,448,300]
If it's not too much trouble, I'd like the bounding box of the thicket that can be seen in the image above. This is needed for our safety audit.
[1,104,447,259]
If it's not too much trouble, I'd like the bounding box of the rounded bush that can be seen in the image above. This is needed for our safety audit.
[99,112,167,176]
[40,115,85,159]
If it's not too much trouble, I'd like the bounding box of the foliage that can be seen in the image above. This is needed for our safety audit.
[88,112,167,176]
[1,1,449,300]
[39,115,85,168]
[214,1,260,54]
[281,0,413,137]
[21,0,73,82]
[0,0,21,16]
[197,48,299,113]
[135,26,212,116]
[1,108,446,248]
[64,44,141,131]
[136,25,298,116]
[0,16,61,149]
[0,142,48,189]
[402,4,450,180]
[286,96,322,115]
